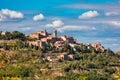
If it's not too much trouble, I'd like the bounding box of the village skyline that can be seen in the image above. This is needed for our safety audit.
[0,0,120,51]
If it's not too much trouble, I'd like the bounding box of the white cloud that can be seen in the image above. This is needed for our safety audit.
[20,27,32,31]
[57,25,96,32]
[107,21,120,27]
[105,38,117,42]
[59,4,100,9]
[59,3,120,11]
[1,9,24,18]
[79,10,99,19]
[112,43,119,46]
[105,12,120,16]
[46,20,64,27]
[33,14,44,21]
[0,13,6,21]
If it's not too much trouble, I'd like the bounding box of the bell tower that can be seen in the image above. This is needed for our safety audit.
[45,29,47,36]
[53,29,57,37]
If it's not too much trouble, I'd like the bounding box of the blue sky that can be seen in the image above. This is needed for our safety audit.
[0,0,120,51]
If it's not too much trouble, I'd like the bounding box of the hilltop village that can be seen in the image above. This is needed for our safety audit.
[28,30,105,52]
[0,30,105,52]
[0,30,106,61]
[27,30,106,61]
[28,30,77,49]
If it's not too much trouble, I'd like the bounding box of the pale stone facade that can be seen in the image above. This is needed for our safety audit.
[29,33,41,39]
[59,54,75,60]
[54,41,65,49]
[1,32,6,35]
[28,40,47,48]
[60,35,76,44]
[92,42,105,52]
[29,30,51,39]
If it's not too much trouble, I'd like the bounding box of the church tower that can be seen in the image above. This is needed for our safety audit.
[45,29,47,36]
[53,29,57,37]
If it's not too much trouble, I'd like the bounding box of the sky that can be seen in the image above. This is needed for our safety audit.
[0,0,120,51]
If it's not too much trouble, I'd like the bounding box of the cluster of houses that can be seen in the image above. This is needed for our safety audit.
[28,30,105,52]
[0,30,105,61]
[28,30,77,49]
[42,53,75,62]
[0,30,105,54]
[85,42,105,53]
[28,30,79,61]
[28,30,105,61]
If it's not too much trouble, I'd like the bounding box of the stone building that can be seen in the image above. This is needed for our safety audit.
[1,32,6,35]
[28,40,47,48]
[29,33,41,39]
[54,41,65,49]
[29,30,51,39]
[92,42,105,52]
[60,35,76,44]
[59,54,75,60]
[85,43,92,50]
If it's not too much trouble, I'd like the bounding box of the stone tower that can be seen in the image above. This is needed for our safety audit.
[53,29,57,37]
[45,29,47,36]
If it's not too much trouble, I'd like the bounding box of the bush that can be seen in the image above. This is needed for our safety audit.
[87,75,107,80]
[63,66,71,72]
[104,68,115,74]
[86,63,97,69]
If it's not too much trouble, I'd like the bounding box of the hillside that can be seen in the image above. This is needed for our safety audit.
[0,30,120,80]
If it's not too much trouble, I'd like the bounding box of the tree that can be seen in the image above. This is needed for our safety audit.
[5,31,12,40]
[12,31,26,41]
[106,48,114,56]
[75,53,82,60]
[3,43,9,50]
[81,44,87,53]
[16,41,24,49]
[74,46,81,52]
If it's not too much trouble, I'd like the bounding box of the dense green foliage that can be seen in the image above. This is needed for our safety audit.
[0,31,26,41]
[0,48,119,80]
